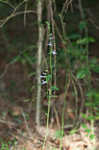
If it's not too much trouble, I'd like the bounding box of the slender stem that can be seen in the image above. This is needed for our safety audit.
[36,0,43,126]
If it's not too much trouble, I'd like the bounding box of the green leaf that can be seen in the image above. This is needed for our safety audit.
[90,57,98,65]
[89,58,98,68]
[77,70,86,79]
[46,74,52,82]
[23,98,31,102]
[51,86,59,91]
[79,21,87,30]
[69,128,77,135]
[10,55,20,64]
[68,33,81,40]
[86,115,95,121]
[94,92,99,98]
[86,90,94,97]
[21,58,26,64]
[81,113,87,119]
[76,37,95,45]
[95,116,99,120]
[85,128,91,134]
[85,102,93,107]
[81,123,87,129]
[55,130,64,138]
[91,65,99,73]
[76,68,89,79]
[90,134,95,140]
[25,55,33,65]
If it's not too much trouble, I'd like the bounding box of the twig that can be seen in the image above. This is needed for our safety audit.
[61,0,73,17]
[71,75,79,124]
[86,8,99,30]
[0,10,36,28]
[22,111,33,138]
[0,119,16,127]
[78,0,85,19]
[0,63,10,79]
[0,0,15,9]
[72,74,85,122]
[24,1,28,27]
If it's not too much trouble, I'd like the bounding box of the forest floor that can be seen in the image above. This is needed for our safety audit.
[0,97,99,150]
[0,60,99,150]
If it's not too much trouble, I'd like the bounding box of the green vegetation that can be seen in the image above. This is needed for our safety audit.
[0,0,99,149]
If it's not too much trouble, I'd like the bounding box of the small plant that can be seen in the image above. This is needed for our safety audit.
[0,140,13,150]
[0,143,9,150]
[81,123,95,140]
[55,130,64,139]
